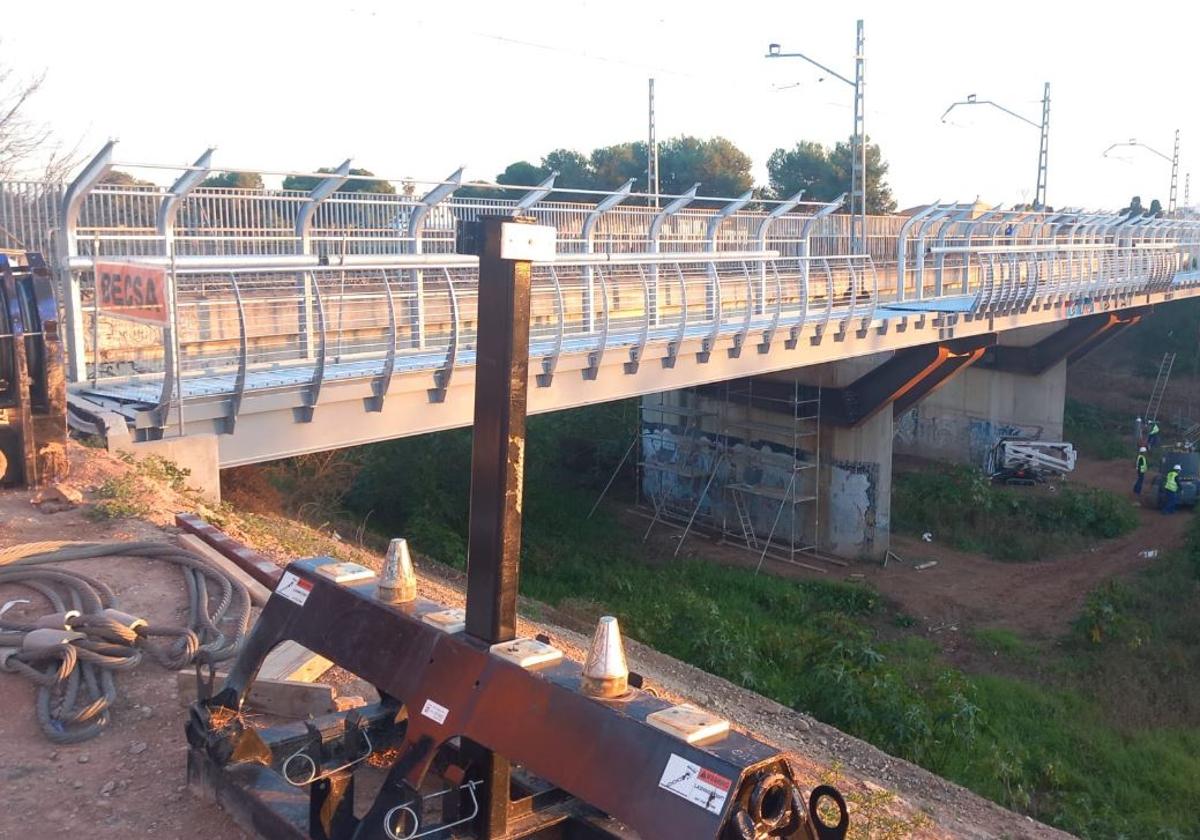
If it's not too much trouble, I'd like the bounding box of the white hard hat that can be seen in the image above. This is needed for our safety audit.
[1139,446,1147,452]
[1175,464,1182,470]
[1137,417,1143,421]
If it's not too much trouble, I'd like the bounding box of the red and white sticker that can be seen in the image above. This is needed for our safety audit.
[658,753,732,814]
[421,698,450,725]
[275,572,313,607]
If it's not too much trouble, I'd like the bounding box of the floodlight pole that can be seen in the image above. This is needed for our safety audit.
[941,83,1051,210]
[766,19,866,253]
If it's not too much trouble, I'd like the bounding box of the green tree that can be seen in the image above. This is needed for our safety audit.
[283,167,395,194]
[590,142,647,192]
[767,136,895,213]
[657,135,754,199]
[99,170,155,188]
[1148,198,1164,217]
[200,171,264,189]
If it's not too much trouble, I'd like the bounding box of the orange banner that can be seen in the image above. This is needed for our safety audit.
[95,261,169,326]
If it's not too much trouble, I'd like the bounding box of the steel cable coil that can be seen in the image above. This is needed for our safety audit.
[0,540,251,743]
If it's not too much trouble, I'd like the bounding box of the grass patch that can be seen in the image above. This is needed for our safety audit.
[892,464,1138,560]
[1064,398,1129,461]
[971,627,1035,661]
[322,402,1200,837]
[86,454,191,520]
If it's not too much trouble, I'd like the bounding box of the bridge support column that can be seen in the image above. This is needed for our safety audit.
[894,324,1069,467]
[797,357,893,561]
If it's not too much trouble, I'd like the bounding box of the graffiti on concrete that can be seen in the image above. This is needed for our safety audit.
[827,460,880,556]
[968,418,1043,467]
[638,425,817,547]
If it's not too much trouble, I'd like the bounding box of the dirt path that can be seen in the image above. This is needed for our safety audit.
[869,456,1191,641]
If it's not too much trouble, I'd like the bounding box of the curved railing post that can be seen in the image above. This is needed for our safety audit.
[914,203,955,301]
[428,267,459,402]
[648,183,699,327]
[408,167,462,351]
[154,148,213,429]
[582,179,634,334]
[792,195,844,346]
[537,266,567,383]
[226,271,248,433]
[295,160,350,362]
[367,268,398,412]
[706,188,753,307]
[895,201,941,303]
[745,189,803,354]
[57,141,115,383]
[933,205,974,297]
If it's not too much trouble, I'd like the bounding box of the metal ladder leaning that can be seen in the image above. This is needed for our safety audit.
[1145,352,1177,423]
[729,488,759,550]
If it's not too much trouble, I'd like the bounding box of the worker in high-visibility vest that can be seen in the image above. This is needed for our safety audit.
[1134,447,1149,495]
[1149,420,1161,449]
[1162,463,1181,514]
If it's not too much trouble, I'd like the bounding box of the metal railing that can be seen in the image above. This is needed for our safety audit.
[12,143,1200,436]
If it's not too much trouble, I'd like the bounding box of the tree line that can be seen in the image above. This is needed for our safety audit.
[100,134,897,214]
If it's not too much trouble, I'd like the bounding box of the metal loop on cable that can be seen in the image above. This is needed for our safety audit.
[383,780,482,840]
[281,730,374,787]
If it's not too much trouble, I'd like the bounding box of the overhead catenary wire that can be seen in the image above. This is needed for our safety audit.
[0,541,251,743]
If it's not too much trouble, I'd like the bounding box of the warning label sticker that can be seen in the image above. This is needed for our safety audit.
[275,572,313,607]
[658,753,732,815]
[421,698,450,725]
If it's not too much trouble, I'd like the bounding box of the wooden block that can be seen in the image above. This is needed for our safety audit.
[175,670,335,718]
[646,703,730,745]
[177,534,273,607]
[259,640,333,683]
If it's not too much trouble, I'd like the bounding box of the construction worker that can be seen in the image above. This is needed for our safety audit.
[1163,463,1181,514]
[1149,420,1161,449]
[1134,446,1148,495]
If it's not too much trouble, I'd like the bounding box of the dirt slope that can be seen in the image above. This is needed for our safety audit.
[0,444,1072,839]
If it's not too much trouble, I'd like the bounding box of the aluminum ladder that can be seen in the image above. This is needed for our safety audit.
[1145,352,1177,423]
[729,487,759,550]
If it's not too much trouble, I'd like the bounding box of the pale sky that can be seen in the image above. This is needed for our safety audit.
[5,0,1197,210]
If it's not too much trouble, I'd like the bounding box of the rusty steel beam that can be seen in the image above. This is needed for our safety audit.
[980,309,1147,375]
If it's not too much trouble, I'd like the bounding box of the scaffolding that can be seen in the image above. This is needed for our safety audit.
[719,379,822,571]
[628,379,828,571]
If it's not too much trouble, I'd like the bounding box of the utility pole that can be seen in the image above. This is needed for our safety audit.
[648,78,659,209]
[941,82,1051,209]
[1186,172,1191,208]
[1169,129,1181,213]
[851,19,866,251]
[1102,131,1182,214]
[1035,83,1050,210]
[766,19,866,253]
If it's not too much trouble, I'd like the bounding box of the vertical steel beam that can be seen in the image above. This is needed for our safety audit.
[294,160,350,360]
[56,141,115,383]
[463,215,540,837]
[465,216,535,643]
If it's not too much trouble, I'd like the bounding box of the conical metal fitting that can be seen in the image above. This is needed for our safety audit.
[581,615,629,698]
[377,538,417,604]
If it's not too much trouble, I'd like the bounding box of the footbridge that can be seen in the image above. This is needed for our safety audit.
[6,142,1200,556]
